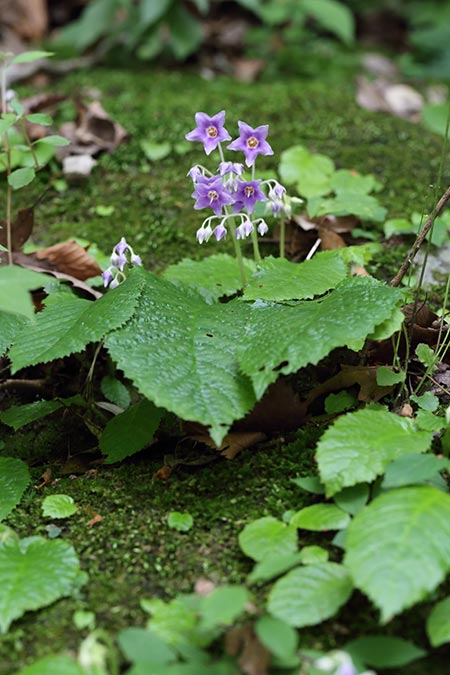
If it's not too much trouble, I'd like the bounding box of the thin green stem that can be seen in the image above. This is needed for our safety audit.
[1,58,12,264]
[228,217,247,287]
[279,215,285,259]
[20,119,40,170]
[250,226,261,263]
[436,274,450,355]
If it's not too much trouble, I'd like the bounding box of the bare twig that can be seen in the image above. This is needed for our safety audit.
[390,184,450,287]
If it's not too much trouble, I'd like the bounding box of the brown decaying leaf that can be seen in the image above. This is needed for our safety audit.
[0,208,34,251]
[225,625,271,675]
[59,100,128,158]
[35,240,102,280]
[87,513,103,527]
[233,58,265,83]
[152,465,172,481]
[35,468,52,489]
[0,0,48,40]
[306,364,394,405]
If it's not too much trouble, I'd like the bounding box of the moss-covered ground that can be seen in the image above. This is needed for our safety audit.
[1,64,450,674]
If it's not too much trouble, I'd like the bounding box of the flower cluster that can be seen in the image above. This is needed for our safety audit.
[102,237,142,289]
[314,651,376,675]
[186,111,290,246]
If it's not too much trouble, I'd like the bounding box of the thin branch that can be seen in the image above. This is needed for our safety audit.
[390,184,450,287]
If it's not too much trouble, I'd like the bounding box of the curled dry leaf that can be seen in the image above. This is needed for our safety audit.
[35,240,102,281]
[306,364,394,406]
[0,208,34,251]
[59,100,128,157]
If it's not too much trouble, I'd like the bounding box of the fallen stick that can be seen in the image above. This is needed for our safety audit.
[390,184,450,287]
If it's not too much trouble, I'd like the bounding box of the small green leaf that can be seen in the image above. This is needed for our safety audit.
[141,140,171,161]
[200,585,248,628]
[416,343,436,369]
[381,453,450,489]
[324,390,358,414]
[279,145,334,198]
[248,552,303,584]
[140,0,172,26]
[42,495,77,519]
[255,615,298,659]
[36,135,70,147]
[299,546,329,564]
[316,408,433,496]
[118,627,176,666]
[345,486,450,621]
[12,51,53,64]
[345,636,426,668]
[9,99,24,117]
[411,391,439,412]
[302,0,355,44]
[0,113,16,135]
[100,375,131,409]
[0,535,85,632]
[384,218,416,239]
[239,517,297,562]
[333,484,369,515]
[427,596,450,646]
[100,400,162,464]
[167,512,193,533]
[25,113,52,126]
[268,562,353,627]
[0,457,30,522]
[0,400,64,430]
[376,366,405,386]
[290,504,350,531]
[329,169,376,194]
[8,167,35,190]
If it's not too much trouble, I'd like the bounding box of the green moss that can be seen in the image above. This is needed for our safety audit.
[5,67,447,272]
[0,432,315,673]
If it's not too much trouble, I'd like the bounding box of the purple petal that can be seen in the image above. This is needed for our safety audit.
[102,268,113,287]
[131,254,142,266]
[214,224,227,241]
[114,237,128,256]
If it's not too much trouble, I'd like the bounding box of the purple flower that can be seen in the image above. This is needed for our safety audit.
[185,111,231,155]
[187,165,203,182]
[233,180,267,214]
[219,161,244,176]
[227,121,274,167]
[111,251,127,271]
[114,236,128,256]
[257,219,268,235]
[131,253,142,266]
[213,223,227,241]
[191,177,235,216]
[196,224,213,244]
[102,268,114,287]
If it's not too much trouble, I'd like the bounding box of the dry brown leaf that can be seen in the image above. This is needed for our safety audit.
[233,58,265,83]
[59,100,128,157]
[0,208,34,251]
[0,0,48,40]
[225,625,270,675]
[307,364,394,406]
[152,465,172,481]
[87,513,103,527]
[35,468,52,489]
[35,240,102,281]
[318,225,346,250]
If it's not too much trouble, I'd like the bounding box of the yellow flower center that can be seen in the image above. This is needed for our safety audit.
[208,190,219,201]
[247,136,258,149]
[207,126,218,138]
[244,186,255,198]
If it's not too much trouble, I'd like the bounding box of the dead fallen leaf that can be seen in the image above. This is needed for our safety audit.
[233,58,265,83]
[35,468,52,489]
[225,624,270,675]
[399,403,414,417]
[318,225,346,250]
[306,364,394,406]
[356,76,424,121]
[87,513,103,527]
[35,240,102,281]
[58,100,128,158]
[0,208,34,251]
[0,0,48,40]
[152,465,172,481]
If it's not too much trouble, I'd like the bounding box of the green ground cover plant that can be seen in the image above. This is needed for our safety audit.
[2,42,450,675]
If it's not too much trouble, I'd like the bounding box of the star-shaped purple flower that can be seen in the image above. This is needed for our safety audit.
[227,121,274,167]
[191,177,235,216]
[233,180,267,214]
[185,111,231,156]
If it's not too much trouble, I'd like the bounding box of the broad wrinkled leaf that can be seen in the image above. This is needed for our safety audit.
[140,0,172,26]
[8,167,35,190]
[345,486,450,621]
[309,193,387,222]
[0,458,30,522]
[239,517,297,562]
[427,596,450,646]
[248,552,304,584]
[42,495,77,518]
[333,484,369,515]
[329,170,378,195]
[9,269,145,373]
[239,277,403,398]
[99,400,162,463]
[345,635,426,668]
[167,512,193,532]
[100,375,131,408]
[255,615,298,660]
[163,254,256,303]
[302,0,355,44]
[200,586,249,628]
[268,562,353,627]
[316,409,433,496]
[243,252,347,301]
[381,453,450,489]
[0,534,85,632]
[0,312,27,356]
[0,400,64,430]
[105,269,256,446]
[118,627,176,666]
[299,546,329,564]
[290,504,350,531]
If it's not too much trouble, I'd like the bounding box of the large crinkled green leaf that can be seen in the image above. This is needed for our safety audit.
[0,312,27,357]
[308,193,387,222]
[279,145,334,198]
[427,596,450,646]
[316,409,433,496]
[267,562,353,627]
[243,252,348,301]
[238,516,298,562]
[9,269,145,373]
[0,531,86,632]
[345,486,450,622]
[105,269,256,446]
[163,254,256,303]
[0,457,30,521]
[239,277,403,398]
